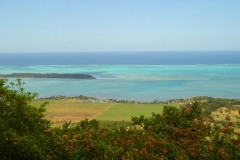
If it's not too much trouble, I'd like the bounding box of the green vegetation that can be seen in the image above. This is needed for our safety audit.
[96,103,178,121]
[0,73,96,79]
[1,79,240,159]
[31,99,179,123]
[194,96,240,113]
[31,99,114,125]
[0,79,50,159]
[98,120,132,130]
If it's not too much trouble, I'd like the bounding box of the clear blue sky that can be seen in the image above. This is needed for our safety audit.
[0,0,239,53]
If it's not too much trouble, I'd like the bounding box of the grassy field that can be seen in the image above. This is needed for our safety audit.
[31,98,240,132]
[211,107,240,122]
[31,99,114,123]
[31,99,180,123]
[96,103,179,121]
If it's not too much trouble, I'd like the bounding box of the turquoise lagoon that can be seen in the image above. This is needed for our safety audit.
[1,64,240,102]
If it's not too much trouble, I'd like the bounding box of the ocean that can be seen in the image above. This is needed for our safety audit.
[0,51,240,102]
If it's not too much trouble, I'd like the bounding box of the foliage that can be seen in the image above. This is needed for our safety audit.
[0,79,50,159]
[1,79,240,159]
[98,120,132,130]
[194,96,240,113]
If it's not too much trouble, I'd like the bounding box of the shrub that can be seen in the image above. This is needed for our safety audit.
[0,79,50,159]
[1,79,240,159]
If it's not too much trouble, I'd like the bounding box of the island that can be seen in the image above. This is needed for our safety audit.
[0,73,96,79]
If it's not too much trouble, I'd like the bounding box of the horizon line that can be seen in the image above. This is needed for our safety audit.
[1,50,240,54]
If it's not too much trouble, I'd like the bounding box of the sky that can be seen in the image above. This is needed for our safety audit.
[0,0,240,53]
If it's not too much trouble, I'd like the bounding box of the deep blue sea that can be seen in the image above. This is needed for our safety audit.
[0,51,240,102]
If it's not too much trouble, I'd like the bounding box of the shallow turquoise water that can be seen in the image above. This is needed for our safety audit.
[1,65,240,102]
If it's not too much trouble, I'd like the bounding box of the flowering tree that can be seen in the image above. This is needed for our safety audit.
[1,79,240,159]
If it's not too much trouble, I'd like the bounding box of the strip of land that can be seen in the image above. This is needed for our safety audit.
[0,73,96,79]
[31,96,240,126]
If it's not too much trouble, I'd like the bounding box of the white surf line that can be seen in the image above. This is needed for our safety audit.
[93,103,116,119]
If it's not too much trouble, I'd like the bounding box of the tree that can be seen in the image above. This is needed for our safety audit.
[0,79,50,159]
[1,78,240,159]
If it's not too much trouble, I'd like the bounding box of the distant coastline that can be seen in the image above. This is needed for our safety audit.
[0,73,96,79]
[36,95,240,106]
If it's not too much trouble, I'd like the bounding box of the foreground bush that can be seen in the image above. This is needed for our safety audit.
[1,79,240,159]
[0,79,50,159]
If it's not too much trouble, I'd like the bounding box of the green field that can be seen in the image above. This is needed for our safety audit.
[96,103,179,121]
[31,99,180,122]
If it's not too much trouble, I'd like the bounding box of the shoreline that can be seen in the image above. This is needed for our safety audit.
[36,95,240,104]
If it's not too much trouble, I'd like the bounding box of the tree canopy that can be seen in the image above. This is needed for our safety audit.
[1,79,240,160]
